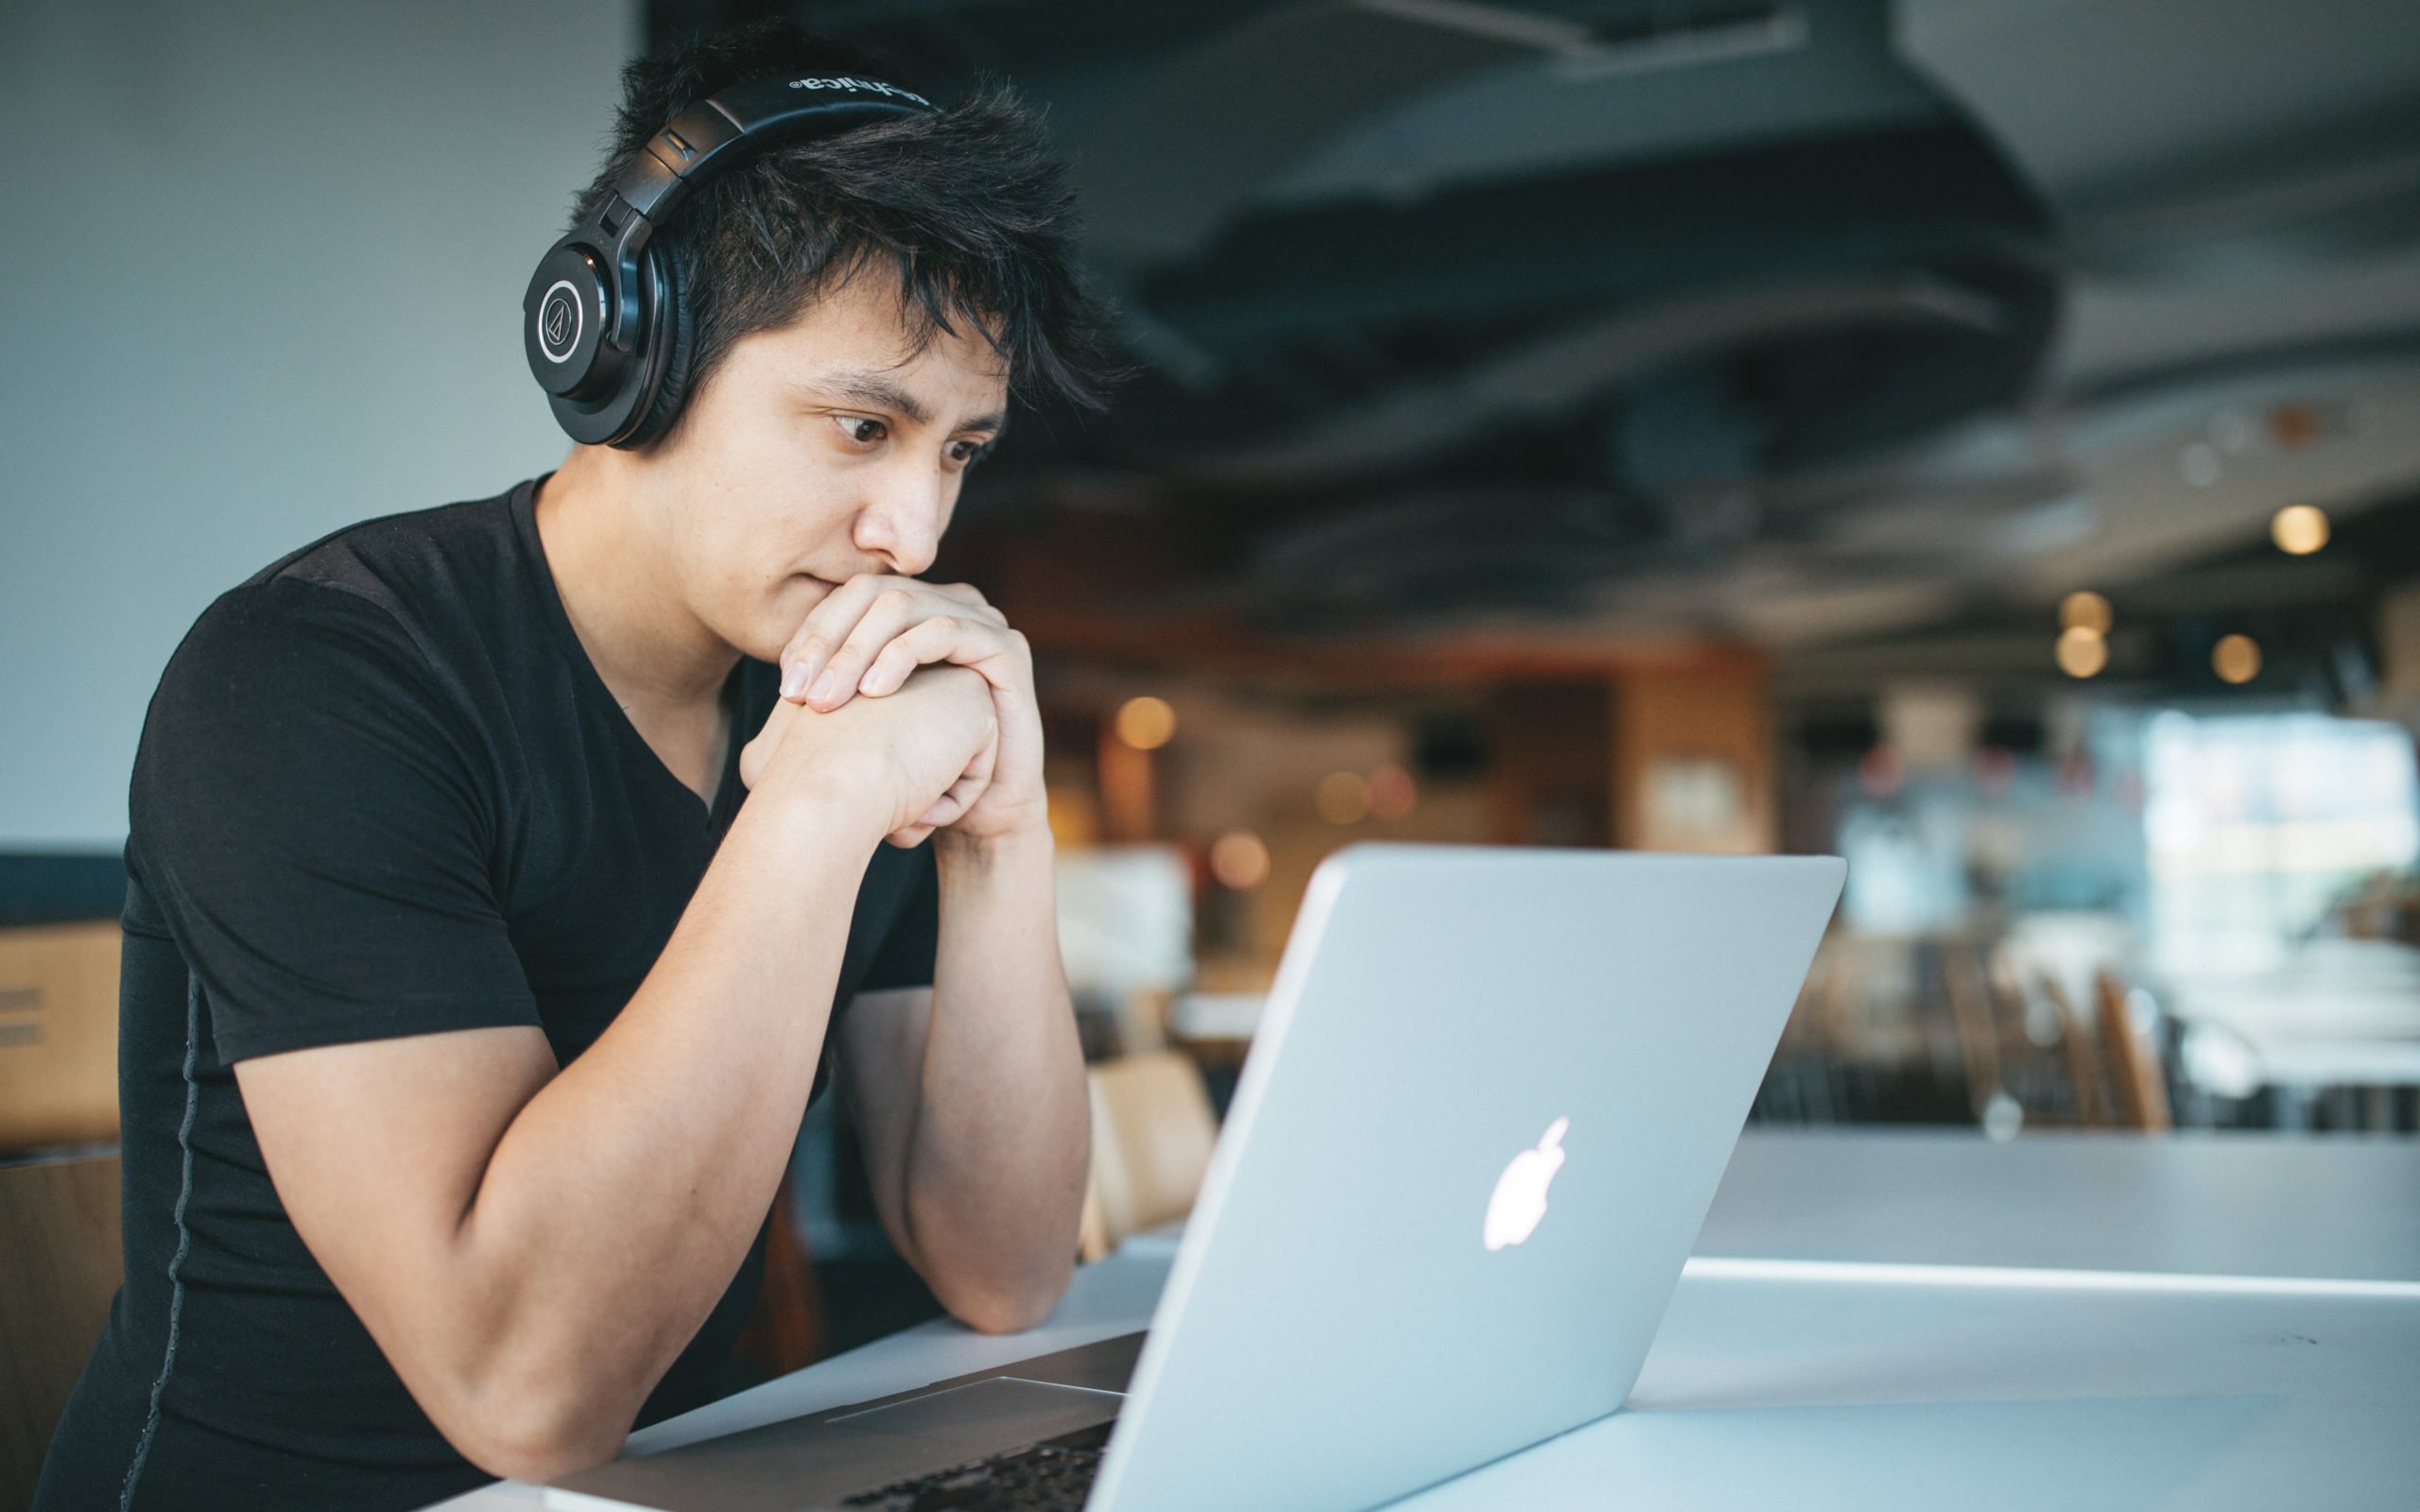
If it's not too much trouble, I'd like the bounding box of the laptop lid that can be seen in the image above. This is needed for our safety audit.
[1088,844,1844,1512]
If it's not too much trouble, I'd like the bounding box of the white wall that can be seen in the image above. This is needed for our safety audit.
[0,0,640,848]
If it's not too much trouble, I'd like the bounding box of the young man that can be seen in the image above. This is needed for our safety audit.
[38,22,1131,1511]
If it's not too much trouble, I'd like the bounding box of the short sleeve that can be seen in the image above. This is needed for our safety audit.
[855,839,940,993]
[130,579,539,1062]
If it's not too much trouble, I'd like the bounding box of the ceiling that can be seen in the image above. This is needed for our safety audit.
[653,0,2420,691]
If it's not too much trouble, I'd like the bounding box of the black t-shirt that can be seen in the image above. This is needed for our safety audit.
[37,476,939,1512]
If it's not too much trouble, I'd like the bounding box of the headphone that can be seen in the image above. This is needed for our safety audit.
[524,73,940,448]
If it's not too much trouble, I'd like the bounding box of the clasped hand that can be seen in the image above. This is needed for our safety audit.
[737,576,1045,849]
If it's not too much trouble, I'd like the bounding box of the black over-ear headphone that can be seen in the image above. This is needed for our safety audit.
[525,74,939,448]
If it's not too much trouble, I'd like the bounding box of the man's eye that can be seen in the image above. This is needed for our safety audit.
[950,439,994,467]
[836,415,888,445]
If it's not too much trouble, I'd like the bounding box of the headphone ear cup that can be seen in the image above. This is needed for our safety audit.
[619,243,698,450]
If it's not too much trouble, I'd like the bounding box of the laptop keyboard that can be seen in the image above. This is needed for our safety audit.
[837,1420,1112,1510]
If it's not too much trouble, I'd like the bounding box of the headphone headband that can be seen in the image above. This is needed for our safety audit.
[614,77,935,228]
[526,74,941,447]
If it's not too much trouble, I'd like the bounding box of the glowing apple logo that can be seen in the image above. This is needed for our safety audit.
[1483,1116,1569,1251]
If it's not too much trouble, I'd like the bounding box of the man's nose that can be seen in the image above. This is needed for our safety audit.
[854,477,947,577]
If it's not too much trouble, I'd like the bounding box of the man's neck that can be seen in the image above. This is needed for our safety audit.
[533,446,739,719]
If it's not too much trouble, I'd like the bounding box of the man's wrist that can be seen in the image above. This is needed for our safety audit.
[750,762,894,857]
[933,816,1055,879]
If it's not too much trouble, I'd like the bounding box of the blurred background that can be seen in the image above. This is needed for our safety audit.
[6,0,2420,1376]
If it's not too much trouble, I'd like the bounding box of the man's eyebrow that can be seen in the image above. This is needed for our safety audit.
[806,369,1009,436]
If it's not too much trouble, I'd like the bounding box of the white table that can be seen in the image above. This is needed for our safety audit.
[1409,1268,2420,1512]
[427,1132,2420,1510]
[1698,1127,2420,1282]
[2166,940,2420,1109]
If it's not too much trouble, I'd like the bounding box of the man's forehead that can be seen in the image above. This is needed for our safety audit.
[769,266,1011,426]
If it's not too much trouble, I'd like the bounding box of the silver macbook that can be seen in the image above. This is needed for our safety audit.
[549,843,1845,1512]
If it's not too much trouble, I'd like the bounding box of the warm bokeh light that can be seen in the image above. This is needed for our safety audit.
[1114,695,1177,750]
[1367,763,1417,819]
[1208,829,1271,889]
[2212,634,2261,684]
[2055,627,2108,679]
[1315,770,1372,825]
[2058,591,2113,634]
[2271,504,2329,556]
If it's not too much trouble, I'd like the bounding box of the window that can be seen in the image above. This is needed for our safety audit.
[2143,712,2420,977]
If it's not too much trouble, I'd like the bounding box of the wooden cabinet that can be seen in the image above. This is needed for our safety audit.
[0,922,121,1153]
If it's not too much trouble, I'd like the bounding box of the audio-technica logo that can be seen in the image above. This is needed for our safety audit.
[786,76,932,108]
[537,282,581,363]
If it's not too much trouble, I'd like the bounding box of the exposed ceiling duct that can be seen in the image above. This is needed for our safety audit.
[656,0,2420,660]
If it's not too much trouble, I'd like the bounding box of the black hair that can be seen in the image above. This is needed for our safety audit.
[573,19,1134,448]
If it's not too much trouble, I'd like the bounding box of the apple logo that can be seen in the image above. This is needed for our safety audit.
[1483,1116,1569,1251]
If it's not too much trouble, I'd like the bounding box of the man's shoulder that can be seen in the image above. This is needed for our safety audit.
[152,483,542,740]
[237,483,532,627]
[133,495,539,828]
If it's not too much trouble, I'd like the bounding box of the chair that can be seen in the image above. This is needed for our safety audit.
[1,1152,123,1510]
[1078,1052,1219,1263]
[729,1178,828,1380]
[2094,969,2174,1132]
[1942,942,2007,1125]
[2034,970,2112,1128]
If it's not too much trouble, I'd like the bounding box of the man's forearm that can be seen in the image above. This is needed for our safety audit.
[902,822,1090,1332]
[443,777,886,1467]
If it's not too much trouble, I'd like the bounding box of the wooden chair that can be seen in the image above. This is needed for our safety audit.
[2094,969,2173,1132]
[729,1177,828,1381]
[1942,942,2007,1125]
[1078,1052,1219,1263]
[2034,971,2112,1128]
[1,1152,123,1509]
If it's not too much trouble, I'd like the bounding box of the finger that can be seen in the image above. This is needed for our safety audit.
[947,714,1000,796]
[929,581,1008,625]
[779,575,890,701]
[944,724,1001,815]
[910,724,997,831]
[885,822,937,849]
[940,762,991,816]
[915,791,967,829]
[808,590,924,711]
[915,761,990,832]
[856,617,1012,698]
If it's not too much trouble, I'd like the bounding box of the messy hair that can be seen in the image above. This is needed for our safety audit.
[572,19,1133,445]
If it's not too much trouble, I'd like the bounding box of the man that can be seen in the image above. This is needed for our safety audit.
[39,21,1131,1511]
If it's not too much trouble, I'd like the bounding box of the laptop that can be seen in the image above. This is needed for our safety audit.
[549,843,1845,1512]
